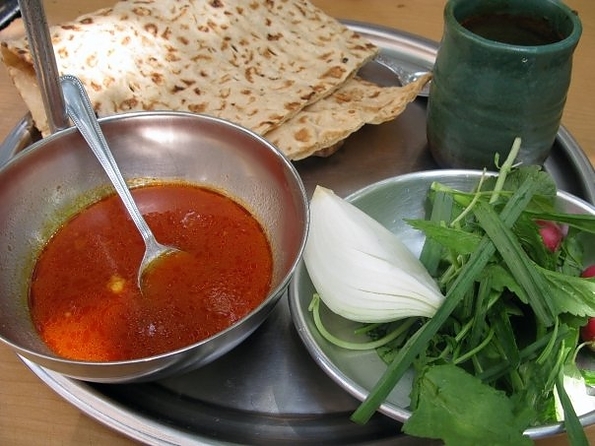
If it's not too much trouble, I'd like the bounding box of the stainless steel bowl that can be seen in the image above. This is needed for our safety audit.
[289,169,595,438]
[0,111,308,383]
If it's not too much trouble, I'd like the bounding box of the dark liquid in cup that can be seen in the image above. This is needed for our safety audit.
[461,13,564,45]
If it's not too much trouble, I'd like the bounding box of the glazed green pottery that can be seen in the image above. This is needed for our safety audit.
[427,0,582,169]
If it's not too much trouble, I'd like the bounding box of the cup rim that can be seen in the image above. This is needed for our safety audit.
[445,0,582,53]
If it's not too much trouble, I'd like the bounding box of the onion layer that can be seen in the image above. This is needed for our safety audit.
[303,186,445,323]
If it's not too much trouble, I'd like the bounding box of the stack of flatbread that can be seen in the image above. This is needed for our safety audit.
[0,0,429,160]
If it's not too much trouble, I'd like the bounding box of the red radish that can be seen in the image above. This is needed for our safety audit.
[536,220,565,252]
[580,265,595,348]
[581,319,595,348]
[581,264,595,278]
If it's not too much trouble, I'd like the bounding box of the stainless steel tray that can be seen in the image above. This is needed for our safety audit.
[7,21,595,445]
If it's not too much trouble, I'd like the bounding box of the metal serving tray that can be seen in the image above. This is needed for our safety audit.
[5,21,595,445]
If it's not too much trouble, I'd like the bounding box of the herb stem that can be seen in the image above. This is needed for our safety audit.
[309,294,418,351]
[450,171,487,227]
[478,326,571,382]
[490,137,521,204]
[537,319,559,365]
[419,190,452,276]
[453,328,494,365]
[354,323,388,336]
[454,318,473,343]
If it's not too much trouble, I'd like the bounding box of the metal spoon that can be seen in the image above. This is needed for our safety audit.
[375,54,432,97]
[60,74,180,290]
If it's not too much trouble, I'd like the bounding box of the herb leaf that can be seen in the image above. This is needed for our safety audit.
[406,219,482,255]
[540,268,595,317]
[404,364,533,446]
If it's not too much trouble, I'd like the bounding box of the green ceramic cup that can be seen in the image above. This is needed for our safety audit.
[426,0,582,169]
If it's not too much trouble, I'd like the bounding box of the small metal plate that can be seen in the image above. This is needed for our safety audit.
[289,171,595,440]
[11,21,595,445]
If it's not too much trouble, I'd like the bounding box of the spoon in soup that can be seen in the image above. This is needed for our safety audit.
[60,74,181,290]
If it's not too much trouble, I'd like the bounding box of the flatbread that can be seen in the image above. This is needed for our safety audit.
[0,0,378,136]
[265,73,431,160]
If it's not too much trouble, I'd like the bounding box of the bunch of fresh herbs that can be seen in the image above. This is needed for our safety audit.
[311,142,595,445]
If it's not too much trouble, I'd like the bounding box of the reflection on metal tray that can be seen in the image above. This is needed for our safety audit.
[8,21,595,445]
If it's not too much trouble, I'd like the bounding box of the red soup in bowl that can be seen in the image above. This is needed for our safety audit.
[29,182,272,362]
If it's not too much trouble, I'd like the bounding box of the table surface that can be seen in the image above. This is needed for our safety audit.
[0,1,594,445]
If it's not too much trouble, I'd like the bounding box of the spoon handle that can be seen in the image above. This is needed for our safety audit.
[60,74,155,245]
[19,0,70,133]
